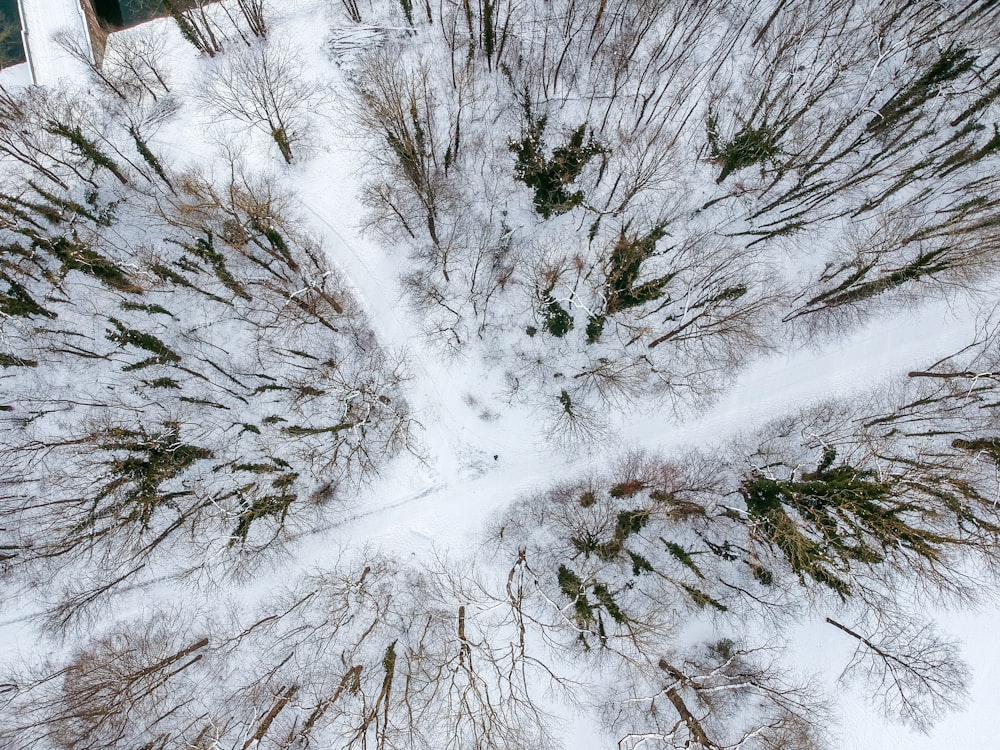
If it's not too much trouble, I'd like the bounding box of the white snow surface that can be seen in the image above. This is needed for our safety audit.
[0,61,31,87]
[1,1,998,748]
[17,0,91,84]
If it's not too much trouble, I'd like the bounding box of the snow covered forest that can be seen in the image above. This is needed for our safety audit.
[1,0,1000,747]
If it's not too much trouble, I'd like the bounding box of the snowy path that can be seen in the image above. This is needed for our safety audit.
[298,196,468,484]
[18,0,91,84]
[297,165,546,516]
[295,151,979,560]
[343,298,975,555]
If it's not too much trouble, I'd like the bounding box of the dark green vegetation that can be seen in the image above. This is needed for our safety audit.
[743,449,898,596]
[511,107,604,219]
[586,225,672,343]
[708,118,782,184]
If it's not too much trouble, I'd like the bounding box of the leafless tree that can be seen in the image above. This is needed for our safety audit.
[826,615,969,733]
[164,0,223,57]
[56,26,171,106]
[104,27,173,100]
[353,46,454,251]
[340,0,362,23]
[1,553,560,750]
[200,39,324,163]
[785,191,1000,329]
[607,640,829,750]
[225,0,268,39]
[0,86,103,190]
[538,387,609,453]
[0,609,214,750]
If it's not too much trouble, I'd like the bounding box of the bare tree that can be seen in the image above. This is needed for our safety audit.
[200,40,324,163]
[539,387,609,453]
[0,610,213,750]
[607,640,829,750]
[227,0,268,39]
[0,86,103,190]
[353,46,453,251]
[826,615,969,732]
[163,0,223,57]
[56,26,171,106]
[1,554,560,750]
[785,192,1000,328]
[340,0,362,23]
[103,27,173,100]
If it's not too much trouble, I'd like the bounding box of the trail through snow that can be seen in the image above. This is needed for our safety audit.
[288,164,997,750]
[295,148,980,560]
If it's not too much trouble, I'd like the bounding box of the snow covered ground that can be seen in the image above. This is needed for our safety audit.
[0,60,29,86]
[1,1,998,748]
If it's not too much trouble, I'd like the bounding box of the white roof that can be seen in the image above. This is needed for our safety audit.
[17,0,93,84]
